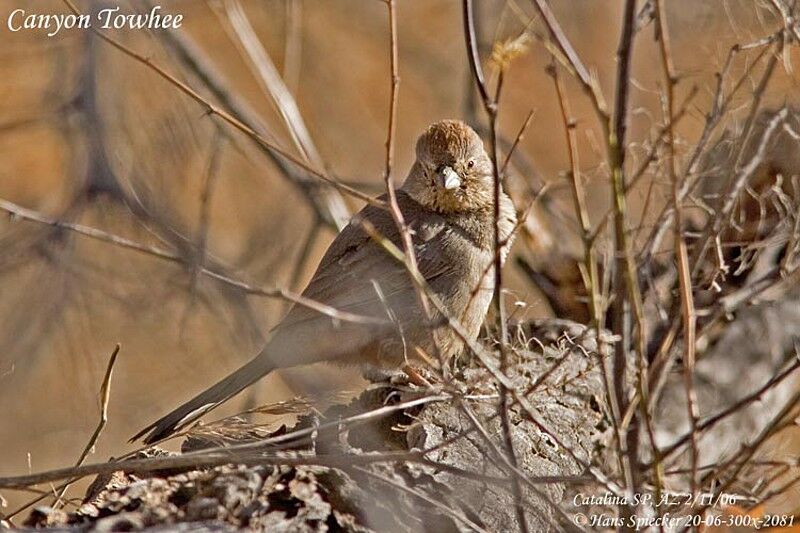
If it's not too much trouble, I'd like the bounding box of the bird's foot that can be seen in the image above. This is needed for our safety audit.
[361,365,407,385]
[362,364,441,393]
[401,363,436,388]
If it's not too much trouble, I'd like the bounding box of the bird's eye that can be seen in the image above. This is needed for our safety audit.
[467,160,475,169]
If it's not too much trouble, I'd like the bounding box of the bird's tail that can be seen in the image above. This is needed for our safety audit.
[131,356,274,445]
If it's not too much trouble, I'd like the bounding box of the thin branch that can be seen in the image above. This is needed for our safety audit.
[461,2,528,531]
[146,1,350,229]
[181,129,226,331]
[644,34,781,263]
[652,356,800,467]
[607,0,645,511]
[677,387,800,532]
[500,109,535,176]
[0,198,386,326]
[8,346,121,519]
[654,0,698,499]
[0,393,468,489]
[549,60,627,488]
[692,106,789,278]
[588,85,699,244]
[380,0,432,321]
[54,344,121,508]
[527,0,608,118]
[462,0,492,111]
[548,63,600,325]
[216,0,324,168]
[769,0,800,44]
[63,0,381,210]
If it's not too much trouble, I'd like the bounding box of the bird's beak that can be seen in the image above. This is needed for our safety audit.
[435,166,461,190]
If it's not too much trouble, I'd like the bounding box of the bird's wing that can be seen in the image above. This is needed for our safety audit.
[264,193,456,366]
[290,195,454,324]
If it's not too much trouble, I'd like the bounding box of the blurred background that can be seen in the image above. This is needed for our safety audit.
[1,0,798,513]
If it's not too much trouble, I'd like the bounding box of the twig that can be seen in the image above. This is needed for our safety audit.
[677,387,800,533]
[527,0,608,118]
[606,1,646,517]
[691,106,789,278]
[549,60,628,488]
[769,0,800,44]
[0,450,411,491]
[0,197,385,326]
[651,356,800,467]
[181,129,227,333]
[548,63,601,332]
[588,86,699,244]
[654,0,698,501]
[463,0,492,112]
[500,109,535,176]
[62,0,381,210]
[453,400,578,532]
[8,345,122,519]
[380,0,432,321]
[54,344,121,508]
[0,393,467,489]
[461,2,528,531]
[644,35,781,263]
[215,0,324,169]
[145,0,350,229]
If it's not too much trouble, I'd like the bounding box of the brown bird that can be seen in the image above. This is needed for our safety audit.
[132,120,517,444]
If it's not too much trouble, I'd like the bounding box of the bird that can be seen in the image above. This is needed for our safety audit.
[132,119,517,444]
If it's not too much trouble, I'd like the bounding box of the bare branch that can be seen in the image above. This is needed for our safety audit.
[63,0,381,210]
[0,198,386,326]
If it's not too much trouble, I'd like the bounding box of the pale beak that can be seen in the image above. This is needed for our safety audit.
[435,166,461,190]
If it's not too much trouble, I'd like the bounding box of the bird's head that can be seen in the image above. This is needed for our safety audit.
[402,120,494,213]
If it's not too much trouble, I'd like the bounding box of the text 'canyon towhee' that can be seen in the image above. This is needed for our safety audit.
[133,120,517,444]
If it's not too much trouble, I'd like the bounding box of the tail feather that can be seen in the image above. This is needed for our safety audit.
[131,356,273,444]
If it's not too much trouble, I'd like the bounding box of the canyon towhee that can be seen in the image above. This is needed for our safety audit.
[133,120,517,444]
